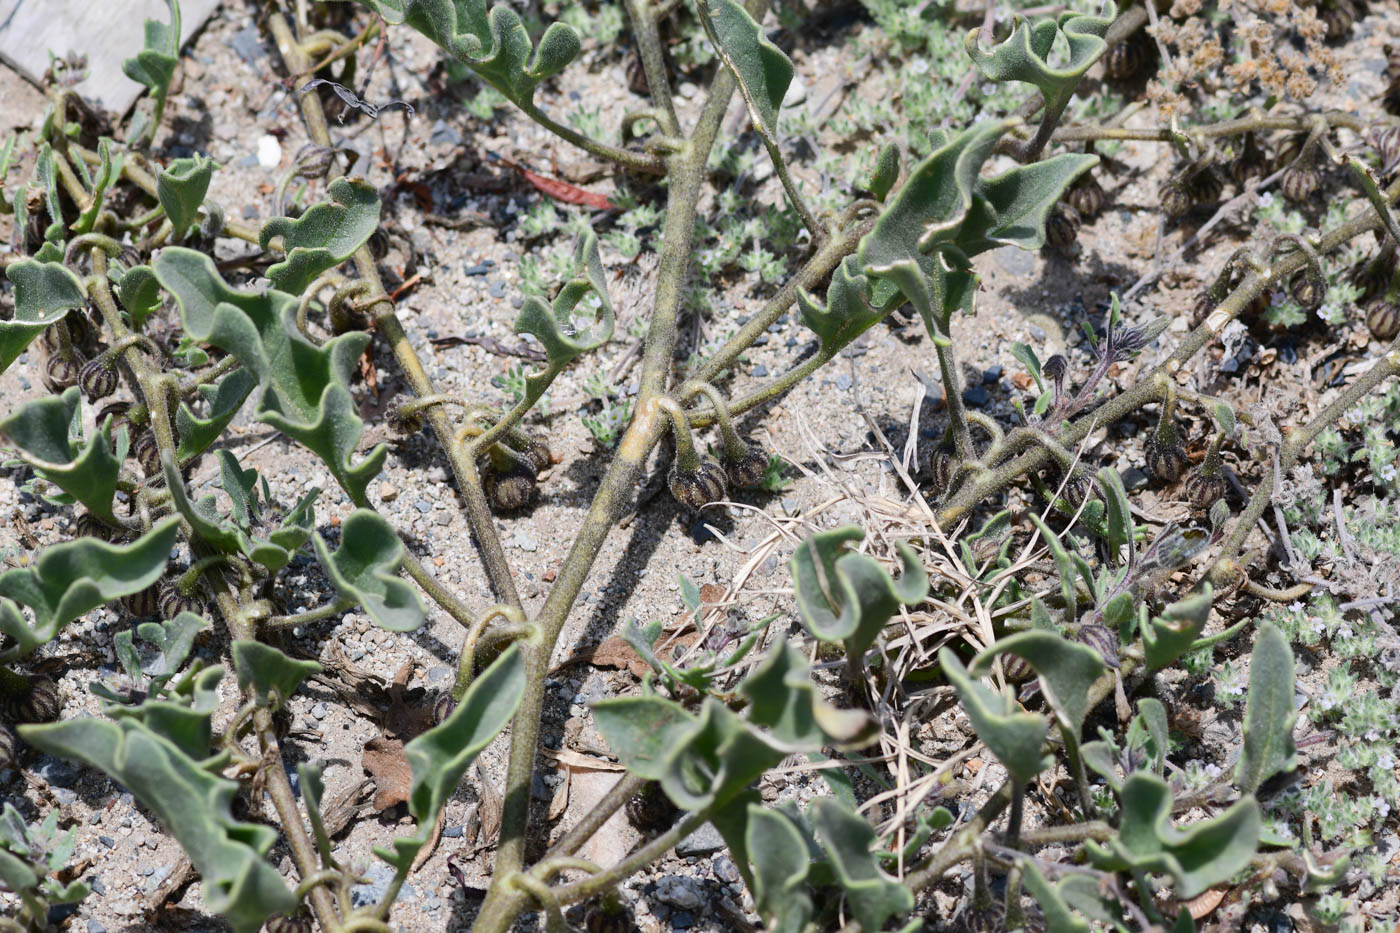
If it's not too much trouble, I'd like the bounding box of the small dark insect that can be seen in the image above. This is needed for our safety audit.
[300,80,415,124]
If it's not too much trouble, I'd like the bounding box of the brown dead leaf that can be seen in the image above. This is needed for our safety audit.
[699,582,727,606]
[1012,371,1034,390]
[588,636,654,679]
[1186,887,1225,920]
[547,771,571,821]
[363,735,414,810]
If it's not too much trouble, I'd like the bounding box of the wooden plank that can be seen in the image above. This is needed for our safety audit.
[0,0,220,116]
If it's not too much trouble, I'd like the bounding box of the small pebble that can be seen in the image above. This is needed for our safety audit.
[312,703,329,720]
[257,135,282,170]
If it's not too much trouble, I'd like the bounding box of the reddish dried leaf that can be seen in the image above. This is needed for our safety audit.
[699,583,727,606]
[363,735,413,810]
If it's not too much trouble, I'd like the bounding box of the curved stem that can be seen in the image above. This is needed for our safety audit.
[264,598,354,630]
[655,396,701,470]
[521,103,665,174]
[683,381,746,459]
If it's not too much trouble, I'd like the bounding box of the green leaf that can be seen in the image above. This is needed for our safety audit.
[698,0,792,155]
[1142,585,1213,671]
[0,387,126,523]
[1010,342,1043,391]
[311,510,425,632]
[961,154,1099,252]
[175,367,255,462]
[744,803,814,933]
[796,257,885,356]
[122,0,180,102]
[809,797,914,932]
[297,763,336,865]
[158,154,215,238]
[376,644,525,869]
[741,639,877,750]
[1135,697,1170,777]
[259,177,381,295]
[656,699,785,810]
[513,231,615,394]
[115,265,163,330]
[153,247,387,503]
[592,694,695,781]
[1235,621,1298,795]
[0,259,85,374]
[972,630,1104,735]
[866,142,900,202]
[1086,772,1260,899]
[965,3,1116,113]
[137,611,209,683]
[71,139,124,236]
[0,517,179,661]
[1019,860,1090,933]
[34,143,64,243]
[360,0,580,108]
[232,641,321,709]
[940,647,1047,784]
[1096,466,1134,563]
[1080,740,1120,792]
[19,715,297,932]
[789,525,927,659]
[1027,513,1077,625]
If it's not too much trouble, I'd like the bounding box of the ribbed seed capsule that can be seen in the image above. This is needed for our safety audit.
[1064,174,1105,220]
[723,445,769,488]
[12,677,60,723]
[484,463,538,510]
[668,456,728,510]
[929,448,957,492]
[1184,468,1227,511]
[1230,133,1269,187]
[73,512,113,540]
[0,722,17,772]
[625,781,679,832]
[1045,203,1081,252]
[386,404,424,436]
[1186,166,1223,206]
[1278,147,1320,202]
[1385,79,1400,118]
[1002,653,1034,682]
[43,352,82,391]
[583,905,638,933]
[1321,0,1356,40]
[134,430,161,476]
[519,435,553,476]
[78,357,118,400]
[121,584,161,619]
[1289,270,1324,311]
[1146,438,1189,482]
[1350,257,1394,303]
[432,692,456,726]
[1373,126,1400,174]
[264,912,312,933]
[1367,300,1400,340]
[1160,178,1194,219]
[1102,31,1153,81]
[1076,624,1120,669]
[158,582,202,619]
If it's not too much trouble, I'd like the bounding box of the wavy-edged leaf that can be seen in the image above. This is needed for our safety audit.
[115,265,163,330]
[960,153,1099,252]
[311,510,424,632]
[376,644,525,870]
[1136,697,1169,777]
[699,0,792,153]
[175,367,255,462]
[259,177,381,295]
[137,611,208,684]
[34,143,64,243]
[19,715,297,932]
[1142,585,1213,671]
[360,0,579,108]
[866,142,900,202]
[1235,621,1298,795]
[1020,860,1090,933]
[153,247,386,503]
[940,647,1047,784]
[744,804,813,933]
[965,2,1115,112]
[0,516,179,661]
[796,257,884,356]
[1027,513,1078,625]
[71,138,124,236]
[158,154,215,238]
[513,231,614,394]
[741,639,876,750]
[232,641,321,710]
[809,797,914,932]
[0,259,84,374]
[122,0,180,101]
[1096,465,1134,562]
[656,698,784,810]
[789,525,927,659]
[0,387,126,523]
[972,630,1104,735]
[592,694,694,781]
[1086,772,1260,899]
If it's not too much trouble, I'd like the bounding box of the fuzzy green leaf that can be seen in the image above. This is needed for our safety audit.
[136,611,208,683]
[158,154,215,238]
[741,639,877,750]
[1020,860,1090,933]
[71,139,123,236]
[1096,465,1134,562]
[941,647,1048,783]
[810,797,914,932]
[699,0,792,153]
[973,630,1104,735]
[259,177,381,295]
[0,259,84,374]
[297,763,335,865]
[232,641,321,710]
[1086,772,1260,899]
[1142,585,1213,671]
[115,265,163,330]
[1027,513,1078,625]
[867,142,900,202]
[175,368,255,462]
[377,644,525,870]
[0,516,179,661]
[358,0,579,108]
[0,387,126,523]
[513,231,614,393]
[311,510,425,632]
[1235,621,1298,795]
[796,257,886,357]
[19,714,297,932]
[121,0,180,100]
[592,695,694,781]
[959,153,1099,252]
[965,2,1116,112]
[1136,697,1170,777]
[790,525,927,659]
[153,248,386,503]
[744,804,813,933]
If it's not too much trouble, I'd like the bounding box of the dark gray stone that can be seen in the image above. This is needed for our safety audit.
[962,385,991,407]
[229,27,266,63]
[676,822,725,857]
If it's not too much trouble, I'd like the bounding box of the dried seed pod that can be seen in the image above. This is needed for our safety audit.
[484,463,538,510]
[78,357,118,400]
[12,677,60,724]
[1064,174,1105,220]
[42,352,82,391]
[0,722,17,772]
[1159,178,1194,219]
[1367,300,1400,341]
[386,404,424,436]
[1230,132,1269,187]
[1373,126,1400,175]
[1045,202,1081,252]
[1102,31,1153,81]
[1289,269,1324,311]
[158,581,202,619]
[668,455,728,510]
[1280,162,1320,203]
[293,144,337,180]
[1186,166,1224,206]
[519,434,553,476]
[1146,438,1189,483]
[722,444,769,488]
[1350,255,1394,303]
[1320,0,1356,40]
[625,781,679,832]
[1041,354,1068,384]
[584,904,638,933]
[134,430,161,475]
[1002,653,1034,682]
[73,511,113,540]
[929,448,957,492]
[1184,468,1227,512]
[1076,624,1120,669]
[121,584,161,619]
[432,692,456,725]
[264,912,312,933]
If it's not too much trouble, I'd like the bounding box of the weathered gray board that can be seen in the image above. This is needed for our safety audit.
[0,0,219,118]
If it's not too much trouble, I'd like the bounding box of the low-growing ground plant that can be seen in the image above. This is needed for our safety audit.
[1,0,1399,930]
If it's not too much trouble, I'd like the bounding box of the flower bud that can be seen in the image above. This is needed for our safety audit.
[1146,438,1189,482]
[668,455,728,510]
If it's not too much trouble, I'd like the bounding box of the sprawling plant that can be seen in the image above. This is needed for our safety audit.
[1,0,1398,931]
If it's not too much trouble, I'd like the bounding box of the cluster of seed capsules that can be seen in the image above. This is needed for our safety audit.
[0,675,60,773]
